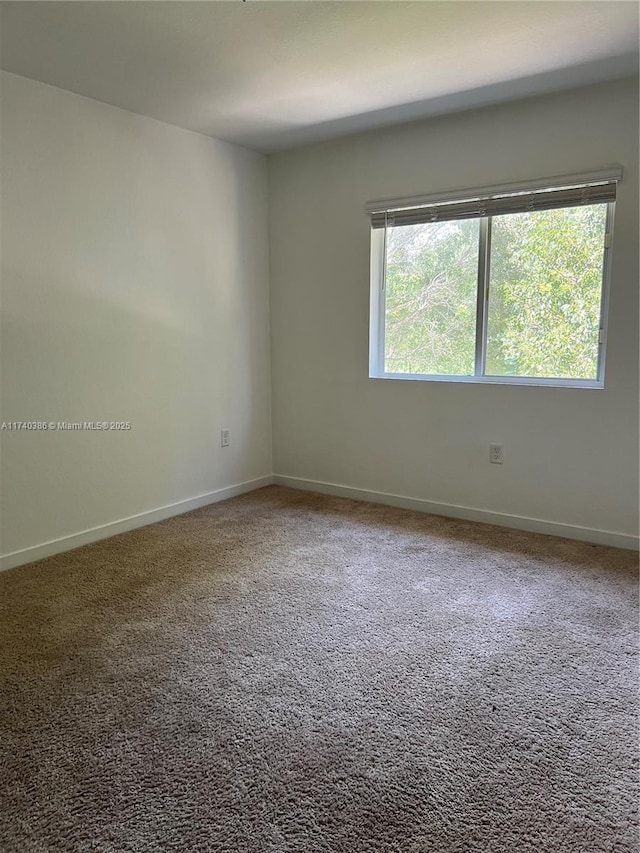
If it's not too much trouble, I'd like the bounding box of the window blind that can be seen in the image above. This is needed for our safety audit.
[367,168,621,229]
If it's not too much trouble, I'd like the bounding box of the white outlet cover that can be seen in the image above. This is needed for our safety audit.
[489,444,503,464]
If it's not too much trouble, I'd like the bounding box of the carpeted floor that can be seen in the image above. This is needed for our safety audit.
[1,485,638,852]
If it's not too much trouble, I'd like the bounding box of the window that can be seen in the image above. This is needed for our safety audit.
[368,169,620,387]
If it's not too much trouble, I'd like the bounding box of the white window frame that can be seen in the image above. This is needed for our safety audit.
[368,169,620,389]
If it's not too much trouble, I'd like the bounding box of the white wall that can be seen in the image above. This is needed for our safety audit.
[2,74,637,563]
[0,73,272,564]
[268,77,639,545]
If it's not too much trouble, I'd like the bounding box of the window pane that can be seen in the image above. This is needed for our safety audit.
[384,219,479,375]
[485,205,607,380]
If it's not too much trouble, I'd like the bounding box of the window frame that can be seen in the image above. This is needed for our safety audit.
[368,173,618,389]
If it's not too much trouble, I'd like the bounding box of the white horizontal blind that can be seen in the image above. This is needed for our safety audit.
[368,168,621,229]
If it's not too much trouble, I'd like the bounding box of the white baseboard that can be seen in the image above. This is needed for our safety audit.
[3,472,636,571]
[273,475,639,551]
[0,475,274,572]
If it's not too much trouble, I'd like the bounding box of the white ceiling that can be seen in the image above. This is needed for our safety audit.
[0,1,638,153]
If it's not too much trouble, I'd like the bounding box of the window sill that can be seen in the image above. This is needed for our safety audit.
[369,372,604,389]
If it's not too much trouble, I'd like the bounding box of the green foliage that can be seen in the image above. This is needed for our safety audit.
[385,219,478,375]
[486,205,606,379]
[383,204,607,380]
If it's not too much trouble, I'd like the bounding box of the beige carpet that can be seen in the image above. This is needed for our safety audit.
[1,485,638,852]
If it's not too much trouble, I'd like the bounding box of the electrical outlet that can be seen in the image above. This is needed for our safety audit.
[220,429,230,448]
[489,443,503,464]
